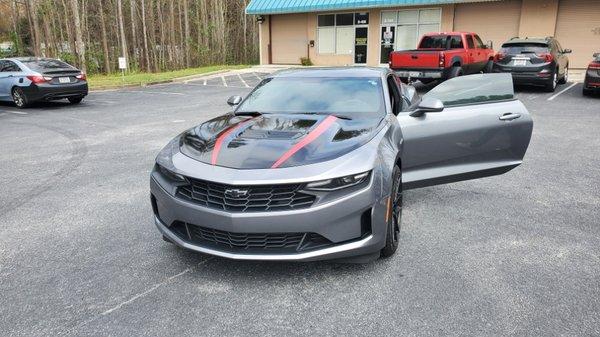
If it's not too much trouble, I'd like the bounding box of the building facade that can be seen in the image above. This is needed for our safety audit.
[247,0,600,69]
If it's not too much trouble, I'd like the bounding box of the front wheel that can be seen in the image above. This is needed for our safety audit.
[68,97,84,104]
[12,87,30,108]
[544,69,558,92]
[381,164,402,258]
[558,66,569,84]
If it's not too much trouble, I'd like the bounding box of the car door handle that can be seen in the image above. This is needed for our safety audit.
[499,112,521,121]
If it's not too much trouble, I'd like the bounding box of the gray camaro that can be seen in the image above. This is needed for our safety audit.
[150,68,532,262]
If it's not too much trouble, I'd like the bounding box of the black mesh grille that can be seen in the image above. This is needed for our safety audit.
[176,177,316,212]
[170,222,332,253]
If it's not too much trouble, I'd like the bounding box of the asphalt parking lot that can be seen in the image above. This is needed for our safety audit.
[1,71,599,336]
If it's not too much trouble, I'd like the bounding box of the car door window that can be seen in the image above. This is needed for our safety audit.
[466,35,475,49]
[424,73,514,107]
[474,35,485,49]
[387,75,402,115]
[2,61,20,72]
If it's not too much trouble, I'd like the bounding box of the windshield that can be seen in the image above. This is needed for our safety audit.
[500,43,549,55]
[20,58,76,72]
[424,73,514,107]
[236,77,385,119]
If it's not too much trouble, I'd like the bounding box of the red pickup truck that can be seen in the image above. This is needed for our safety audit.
[389,32,495,83]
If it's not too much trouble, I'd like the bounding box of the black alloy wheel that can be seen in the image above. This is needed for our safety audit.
[381,164,402,257]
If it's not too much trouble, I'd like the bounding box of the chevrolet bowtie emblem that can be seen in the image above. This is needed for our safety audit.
[224,189,249,198]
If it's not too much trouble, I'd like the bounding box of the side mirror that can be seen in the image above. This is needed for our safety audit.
[563,49,572,54]
[593,52,599,58]
[409,97,444,117]
[227,95,243,106]
[486,40,493,50]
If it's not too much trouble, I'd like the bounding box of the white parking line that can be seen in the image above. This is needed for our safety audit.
[203,79,207,86]
[5,110,27,115]
[135,90,185,96]
[238,74,250,88]
[184,82,248,89]
[548,82,578,101]
[221,76,228,87]
[253,72,263,81]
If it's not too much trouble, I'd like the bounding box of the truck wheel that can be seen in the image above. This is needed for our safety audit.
[448,66,463,80]
[483,60,494,73]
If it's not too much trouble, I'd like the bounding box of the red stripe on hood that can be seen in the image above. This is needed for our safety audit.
[271,115,338,169]
[211,117,254,165]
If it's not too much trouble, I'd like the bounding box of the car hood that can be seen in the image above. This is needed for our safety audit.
[180,113,384,169]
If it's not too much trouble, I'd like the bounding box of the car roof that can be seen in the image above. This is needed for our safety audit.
[503,37,551,45]
[268,67,390,78]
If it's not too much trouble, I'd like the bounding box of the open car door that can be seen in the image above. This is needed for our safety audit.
[397,73,533,190]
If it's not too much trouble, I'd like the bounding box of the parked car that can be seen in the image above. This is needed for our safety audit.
[0,57,88,108]
[150,68,533,262]
[583,53,600,96]
[389,31,495,83]
[492,37,570,92]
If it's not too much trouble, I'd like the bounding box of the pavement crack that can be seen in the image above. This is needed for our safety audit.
[59,257,214,336]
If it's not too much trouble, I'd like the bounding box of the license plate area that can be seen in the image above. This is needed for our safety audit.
[513,59,527,66]
[58,77,71,83]
[409,71,421,77]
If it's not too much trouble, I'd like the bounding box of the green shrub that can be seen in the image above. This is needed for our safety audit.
[300,57,313,66]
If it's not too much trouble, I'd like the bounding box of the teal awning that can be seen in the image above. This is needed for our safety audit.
[246,0,498,15]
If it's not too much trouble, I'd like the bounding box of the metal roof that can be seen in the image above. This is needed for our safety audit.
[246,0,499,15]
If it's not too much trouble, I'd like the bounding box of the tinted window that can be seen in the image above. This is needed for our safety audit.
[424,73,514,107]
[237,77,385,118]
[336,13,354,26]
[419,35,449,49]
[449,36,463,49]
[318,15,334,27]
[1,61,20,72]
[474,35,485,48]
[466,35,475,49]
[20,58,75,72]
[500,43,549,55]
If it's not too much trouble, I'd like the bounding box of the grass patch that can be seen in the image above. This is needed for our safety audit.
[88,65,249,90]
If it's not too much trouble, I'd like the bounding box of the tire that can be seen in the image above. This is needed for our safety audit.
[11,87,30,108]
[68,96,83,104]
[381,164,402,258]
[483,60,494,73]
[558,65,568,84]
[447,66,463,80]
[544,69,558,92]
[162,235,173,243]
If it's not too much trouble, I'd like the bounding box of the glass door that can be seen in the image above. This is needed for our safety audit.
[354,27,368,64]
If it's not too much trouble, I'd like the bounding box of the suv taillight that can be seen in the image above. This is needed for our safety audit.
[26,75,49,84]
[76,73,87,80]
[494,52,505,62]
[439,52,445,68]
[589,62,600,70]
[537,53,554,63]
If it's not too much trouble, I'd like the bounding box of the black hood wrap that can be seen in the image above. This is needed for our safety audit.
[180,113,384,169]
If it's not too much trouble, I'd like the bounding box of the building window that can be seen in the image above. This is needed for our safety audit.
[317,13,368,55]
[380,8,441,63]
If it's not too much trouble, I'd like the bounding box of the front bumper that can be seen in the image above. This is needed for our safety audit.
[22,82,88,101]
[150,172,388,261]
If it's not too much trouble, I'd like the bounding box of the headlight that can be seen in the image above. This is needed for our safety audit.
[305,171,370,191]
[156,164,186,182]
[155,135,186,182]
